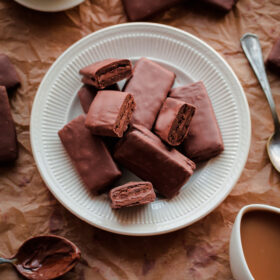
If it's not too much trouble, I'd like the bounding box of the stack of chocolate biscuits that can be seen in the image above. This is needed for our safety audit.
[59,57,224,209]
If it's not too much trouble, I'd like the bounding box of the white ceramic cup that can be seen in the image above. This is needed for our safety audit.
[229,204,280,280]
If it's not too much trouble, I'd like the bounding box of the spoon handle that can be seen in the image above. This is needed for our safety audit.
[0,257,14,265]
[240,33,280,132]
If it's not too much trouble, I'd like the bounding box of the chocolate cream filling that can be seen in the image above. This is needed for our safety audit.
[111,183,155,208]
[168,104,195,145]
[92,63,131,88]
[114,94,135,137]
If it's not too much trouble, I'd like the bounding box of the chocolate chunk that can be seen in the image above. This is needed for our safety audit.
[0,54,20,90]
[78,84,119,113]
[80,59,132,89]
[170,81,224,162]
[114,125,195,199]
[124,58,175,129]
[201,0,238,11]
[267,37,280,76]
[154,97,196,146]
[109,181,156,209]
[0,86,18,162]
[122,0,182,21]
[85,90,136,138]
[58,115,121,194]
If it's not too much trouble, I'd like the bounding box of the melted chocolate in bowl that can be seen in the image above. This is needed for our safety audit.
[241,211,280,280]
[14,236,81,280]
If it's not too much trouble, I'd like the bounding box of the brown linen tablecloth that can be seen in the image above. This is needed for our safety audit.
[0,0,279,279]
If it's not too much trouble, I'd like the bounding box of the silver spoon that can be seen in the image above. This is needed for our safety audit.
[241,33,280,172]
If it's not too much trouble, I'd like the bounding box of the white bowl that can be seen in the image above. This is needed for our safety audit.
[14,0,85,12]
[230,204,280,280]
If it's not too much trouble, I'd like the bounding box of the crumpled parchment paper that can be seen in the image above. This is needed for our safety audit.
[0,0,280,279]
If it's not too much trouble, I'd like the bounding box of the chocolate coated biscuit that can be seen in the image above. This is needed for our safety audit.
[85,90,135,138]
[0,54,20,90]
[114,125,195,199]
[80,59,132,89]
[122,0,182,21]
[78,84,119,113]
[201,0,238,12]
[267,37,280,76]
[0,86,18,162]
[170,81,224,162]
[124,58,175,130]
[58,115,121,194]
[154,97,196,146]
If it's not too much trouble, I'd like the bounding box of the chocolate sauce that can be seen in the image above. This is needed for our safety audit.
[241,211,280,280]
[14,235,80,280]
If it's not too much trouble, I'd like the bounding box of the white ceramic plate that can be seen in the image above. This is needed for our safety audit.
[30,23,251,236]
[14,0,85,12]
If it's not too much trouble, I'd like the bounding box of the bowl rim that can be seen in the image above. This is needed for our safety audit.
[14,0,85,12]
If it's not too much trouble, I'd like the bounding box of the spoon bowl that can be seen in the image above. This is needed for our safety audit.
[0,235,81,280]
[267,131,280,172]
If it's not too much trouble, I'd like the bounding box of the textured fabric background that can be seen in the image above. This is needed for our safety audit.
[0,0,279,279]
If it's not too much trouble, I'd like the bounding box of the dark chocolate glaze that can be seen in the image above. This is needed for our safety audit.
[14,235,80,280]
[122,0,182,21]
[114,125,195,199]
[0,86,18,162]
[124,58,175,130]
[58,115,121,194]
[109,181,156,209]
[170,81,224,162]
[102,136,119,155]
[85,90,135,138]
[267,37,280,76]
[201,0,238,11]
[154,97,196,146]
[78,85,98,113]
[78,84,120,114]
[0,54,20,90]
[80,59,132,89]
[78,84,120,113]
